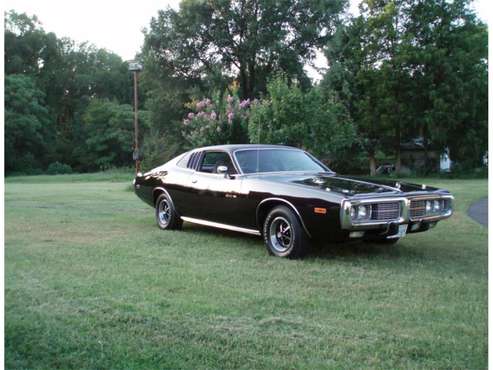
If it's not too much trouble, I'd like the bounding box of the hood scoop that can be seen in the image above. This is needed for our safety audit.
[294,175,398,196]
[312,177,325,185]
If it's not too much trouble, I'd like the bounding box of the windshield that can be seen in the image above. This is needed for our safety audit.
[234,149,328,174]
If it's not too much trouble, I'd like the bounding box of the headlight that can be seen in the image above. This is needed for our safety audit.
[423,199,445,215]
[433,200,441,212]
[358,205,368,218]
[350,204,371,221]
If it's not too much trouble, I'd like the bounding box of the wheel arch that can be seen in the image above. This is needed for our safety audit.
[256,198,312,238]
[152,187,178,215]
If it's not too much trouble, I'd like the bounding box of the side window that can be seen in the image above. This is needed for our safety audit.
[176,152,191,168]
[199,152,236,174]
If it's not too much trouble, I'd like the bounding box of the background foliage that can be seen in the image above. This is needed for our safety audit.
[182,90,250,150]
[248,76,356,168]
[4,0,488,175]
[4,11,141,174]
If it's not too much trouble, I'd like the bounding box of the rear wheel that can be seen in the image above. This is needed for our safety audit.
[155,193,182,230]
[263,205,310,258]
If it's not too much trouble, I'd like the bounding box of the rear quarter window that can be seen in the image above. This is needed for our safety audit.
[176,152,191,168]
[187,151,202,170]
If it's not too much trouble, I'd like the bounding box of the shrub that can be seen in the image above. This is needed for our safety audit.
[248,76,357,165]
[181,83,250,148]
[46,162,73,175]
[141,131,184,171]
[82,98,150,171]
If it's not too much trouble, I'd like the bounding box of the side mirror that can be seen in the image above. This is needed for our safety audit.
[217,165,228,177]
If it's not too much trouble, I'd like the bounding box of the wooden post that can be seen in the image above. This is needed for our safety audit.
[133,71,141,174]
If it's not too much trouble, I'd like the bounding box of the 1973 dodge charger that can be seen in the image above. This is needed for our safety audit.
[134,144,454,258]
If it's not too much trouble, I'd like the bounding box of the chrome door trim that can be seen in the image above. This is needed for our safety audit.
[180,216,261,236]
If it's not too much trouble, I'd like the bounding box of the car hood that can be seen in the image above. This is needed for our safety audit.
[251,172,437,197]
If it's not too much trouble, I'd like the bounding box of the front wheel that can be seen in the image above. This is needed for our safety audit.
[263,205,310,258]
[155,193,182,230]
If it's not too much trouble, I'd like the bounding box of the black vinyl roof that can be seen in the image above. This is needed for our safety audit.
[193,144,300,153]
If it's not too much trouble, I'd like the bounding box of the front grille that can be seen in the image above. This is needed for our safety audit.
[410,200,426,219]
[370,202,401,221]
[410,198,452,219]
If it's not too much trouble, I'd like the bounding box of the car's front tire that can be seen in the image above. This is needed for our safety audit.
[155,193,182,230]
[263,205,310,258]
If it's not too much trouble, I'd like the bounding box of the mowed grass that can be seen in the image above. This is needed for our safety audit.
[5,175,487,369]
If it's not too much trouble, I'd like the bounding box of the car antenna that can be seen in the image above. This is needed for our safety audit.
[256,120,261,173]
[256,148,260,173]
[257,118,262,143]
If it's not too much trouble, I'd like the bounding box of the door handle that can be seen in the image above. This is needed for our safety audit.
[192,179,198,184]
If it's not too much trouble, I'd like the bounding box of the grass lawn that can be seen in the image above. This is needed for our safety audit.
[5,174,487,369]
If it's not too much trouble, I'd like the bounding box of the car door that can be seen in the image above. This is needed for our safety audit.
[170,151,203,217]
[186,150,244,225]
[161,151,196,215]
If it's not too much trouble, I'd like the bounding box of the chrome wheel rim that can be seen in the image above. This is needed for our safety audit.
[158,199,171,226]
[269,216,293,253]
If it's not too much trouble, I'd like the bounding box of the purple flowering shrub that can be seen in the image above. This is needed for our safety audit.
[182,90,251,148]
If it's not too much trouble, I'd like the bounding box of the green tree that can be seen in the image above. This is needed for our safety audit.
[5,74,54,173]
[4,10,52,75]
[248,76,356,164]
[324,0,487,174]
[5,10,134,172]
[406,0,488,167]
[81,99,149,170]
[43,42,132,167]
[143,0,346,99]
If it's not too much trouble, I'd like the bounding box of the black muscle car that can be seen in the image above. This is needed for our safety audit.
[134,144,454,258]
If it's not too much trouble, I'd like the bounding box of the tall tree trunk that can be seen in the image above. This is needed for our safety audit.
[422,130,430,174]
[391,13,401,174]
[395,125,401,173]
[239,66,249,98]
[247,62,255,98]
[369,150,376,176]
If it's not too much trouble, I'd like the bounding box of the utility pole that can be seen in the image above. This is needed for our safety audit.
[129,61,143,174]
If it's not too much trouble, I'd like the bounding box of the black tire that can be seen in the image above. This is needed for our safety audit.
[155,193,182,230]
[364,237,400,245]
[263,205,310,258]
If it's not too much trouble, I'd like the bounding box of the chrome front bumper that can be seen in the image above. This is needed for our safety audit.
[340,194,454,230]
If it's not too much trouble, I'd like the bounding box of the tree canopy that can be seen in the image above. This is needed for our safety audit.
[4,1,489,175]
[5,74,53,173]
[5,10,138,174]
[143,0,346,98]
[323,0,488,173]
